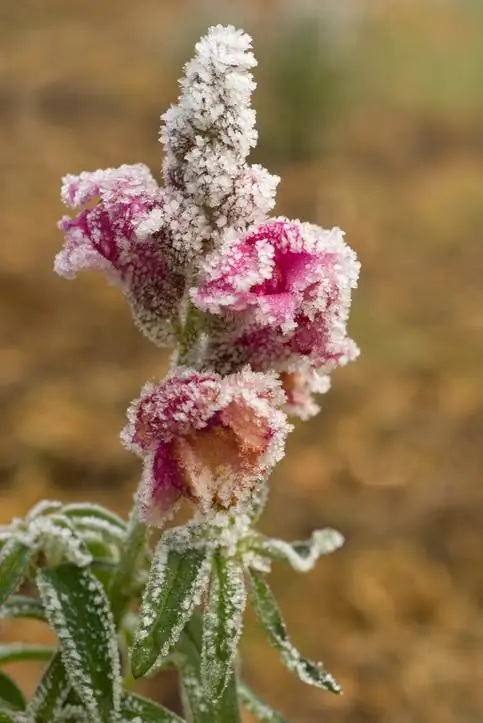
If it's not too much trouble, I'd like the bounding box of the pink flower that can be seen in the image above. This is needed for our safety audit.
[192,218,360,416]
[55,164,185,346]
[121,368,291,525]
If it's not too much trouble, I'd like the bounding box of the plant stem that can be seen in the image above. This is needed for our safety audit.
[110,503,149,625]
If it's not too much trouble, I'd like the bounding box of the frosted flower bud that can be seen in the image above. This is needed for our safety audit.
[121,368,292,525]
[55,164,185,346]
[160,25,277,247]
[193,218,360,417]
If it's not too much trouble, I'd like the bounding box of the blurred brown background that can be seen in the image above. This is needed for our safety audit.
[1,0,483,720]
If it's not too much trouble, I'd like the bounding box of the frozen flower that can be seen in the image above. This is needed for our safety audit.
[160,25,278,250]
[121,368,291,525]
[192,218,360,417]
[55,164,186,346]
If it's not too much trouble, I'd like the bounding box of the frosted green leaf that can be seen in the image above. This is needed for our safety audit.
[0,645,54,665]
[177,616,241,723]
[27,514,92,567]
[26,500,63,522]
[201,552,246,699]
[238,682,289,722]
[28,651,70,722]
[0,539,30,607]
[131,544,211,679]
[254,528,344,573]
[121,691,184,722]
[37,564,122,723]
[0,672,26,711]
[0,596,45,622]
[248,571,341,694]
[62,504,127,543]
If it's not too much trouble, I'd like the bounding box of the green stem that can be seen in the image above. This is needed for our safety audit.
[177,303,202,366]
[110,503,149,625]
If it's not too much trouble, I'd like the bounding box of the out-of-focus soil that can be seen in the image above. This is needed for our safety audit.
[1,1,483,721]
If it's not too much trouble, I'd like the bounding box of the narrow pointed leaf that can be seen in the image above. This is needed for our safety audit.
[0,673,25,711]
[249,571,341,694]
[178,616,241,723]
[238,682,289,722]
[121,691,184,722]
[62,504,126,542]
[0,540,30,607]
[26,500,63,522]
[37,564,121,723]
[0,596,45,622]
[201,553,246,699]
[131,544,211,679]
[28,651,70,722]
[255,528,344,573]
[0,645,54,666]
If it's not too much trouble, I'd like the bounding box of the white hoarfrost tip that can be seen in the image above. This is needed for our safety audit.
[259,528,344,573]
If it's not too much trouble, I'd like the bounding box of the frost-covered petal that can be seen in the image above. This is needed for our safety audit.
[122,368,292,525]
[194,218,360,413]
[55,164,186,346]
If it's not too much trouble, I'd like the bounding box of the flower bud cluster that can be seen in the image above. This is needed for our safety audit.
[55,25,360,524]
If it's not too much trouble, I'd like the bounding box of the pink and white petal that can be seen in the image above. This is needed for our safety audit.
[137,443,189,526]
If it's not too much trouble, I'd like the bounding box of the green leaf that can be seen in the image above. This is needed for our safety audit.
[0,645,54,666]
[27,651,70,722]
[0,540,30,607]
[253,528,344,573]
[62,504,126,544]
[131,544,211,679]
[177,617,241,723]
[0,596,45,622]
[0,672,25,711]
[248,571,341,694]
[61,503,126,531]
[201,553,246,699]
[121,691,184,722]
[238,682,289,722]
[37,564,121,723]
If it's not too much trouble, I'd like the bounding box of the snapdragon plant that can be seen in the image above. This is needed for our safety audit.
[0,26,359,723]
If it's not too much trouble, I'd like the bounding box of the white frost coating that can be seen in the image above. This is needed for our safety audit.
[201,555,246,698]
[36,571,122,722]
[163,510,253,557]
[17,514,92,568]
[135,541,212,662]
[61,503,127,530]
[160,25,278,253]
[261,528,345,572]
[55,705,91,722]
[26,500,63,522]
